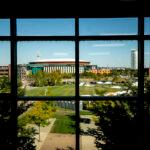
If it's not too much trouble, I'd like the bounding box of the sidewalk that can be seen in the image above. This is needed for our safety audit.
[34,118,56,150]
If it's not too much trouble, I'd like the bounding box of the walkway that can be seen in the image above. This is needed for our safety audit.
[34,118,56,150]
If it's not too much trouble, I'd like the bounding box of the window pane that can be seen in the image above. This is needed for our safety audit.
[144,40,150,95]
[79,41,138,96]
[17,41,75,96]
[17,19,75,36]
[17,101,75,150]
[80,100,137,150]
[0,19,10,36]
[79,18,138,35]
[0,41,11,93]
[145,17,150,35]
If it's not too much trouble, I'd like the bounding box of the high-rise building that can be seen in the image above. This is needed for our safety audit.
[131,49,138,69]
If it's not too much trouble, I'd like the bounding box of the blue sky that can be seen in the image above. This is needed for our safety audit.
[79,18,138,35]
[80,41,138,68]
[17,41,75,64]
[0,18,150,67]
[17,19,75,36]
[0,41,10,65]
[0,19,10,35]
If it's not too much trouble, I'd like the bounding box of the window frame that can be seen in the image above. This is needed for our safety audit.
[0,16,150,150]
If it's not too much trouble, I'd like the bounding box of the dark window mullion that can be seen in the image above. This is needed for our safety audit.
[137,16,144,148]
[75,17,80,150]
[79,35,139,40]
[10,17,17,150]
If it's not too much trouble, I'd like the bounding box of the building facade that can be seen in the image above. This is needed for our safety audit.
[88,68,111,75]
[17,64,28,79]
[0,65,11,79]
[28,59,90,74]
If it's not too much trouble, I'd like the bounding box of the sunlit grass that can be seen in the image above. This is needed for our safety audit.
[25,84,121,96]
[51,109,75,134]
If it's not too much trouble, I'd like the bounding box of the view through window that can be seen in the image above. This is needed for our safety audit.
[0,17,149,150]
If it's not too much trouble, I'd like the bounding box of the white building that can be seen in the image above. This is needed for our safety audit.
[131,49,138,69]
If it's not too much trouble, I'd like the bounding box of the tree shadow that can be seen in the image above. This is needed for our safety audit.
[56,146,74,150]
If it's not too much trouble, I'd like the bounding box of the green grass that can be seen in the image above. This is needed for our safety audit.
[25,85,75,96]
[80,110,94,115]
[25,84,120,96]
[51,109,75,134]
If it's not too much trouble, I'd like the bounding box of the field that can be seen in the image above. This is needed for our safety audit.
[51,108,75,134]
[25,84,120,96]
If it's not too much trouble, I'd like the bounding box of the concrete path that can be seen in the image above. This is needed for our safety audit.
[34,118,56,150]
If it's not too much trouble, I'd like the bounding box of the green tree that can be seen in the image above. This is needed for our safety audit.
[49,70,62,86]
[26,102,54,141]
[33,71,48,86]
[0,76,10,93]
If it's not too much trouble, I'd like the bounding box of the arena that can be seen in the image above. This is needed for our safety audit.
[28,58,90,74]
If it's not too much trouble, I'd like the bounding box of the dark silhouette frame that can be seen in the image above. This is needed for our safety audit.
[0,15,150,150]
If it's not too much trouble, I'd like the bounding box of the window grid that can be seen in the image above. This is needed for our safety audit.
[0,16,150,150]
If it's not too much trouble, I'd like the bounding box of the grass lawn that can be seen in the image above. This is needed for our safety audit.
[25,85,75,96]
[25,84,120,96]
[80,110,94,115]
[51,109,75,134]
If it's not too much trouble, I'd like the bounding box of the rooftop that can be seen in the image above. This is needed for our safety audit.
[29,58,90,63]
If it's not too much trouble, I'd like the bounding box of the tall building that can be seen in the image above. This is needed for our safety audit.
[131,49,138,69]
[17,64,28,79]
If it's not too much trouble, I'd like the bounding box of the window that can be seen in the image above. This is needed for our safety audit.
[0,17,149,150]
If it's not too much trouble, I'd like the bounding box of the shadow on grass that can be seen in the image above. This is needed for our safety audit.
[56,146,75,150]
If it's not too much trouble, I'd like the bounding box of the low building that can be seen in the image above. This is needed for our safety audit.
[27,58,90,74]
[88,68,111,75]
[0,65,11,79]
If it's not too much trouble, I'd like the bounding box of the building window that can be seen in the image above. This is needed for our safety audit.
[0,17,149,150]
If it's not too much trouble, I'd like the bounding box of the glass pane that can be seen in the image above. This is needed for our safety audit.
[80,100,137,150]
[0,41,11,93]
[79,18,138,35]
[79,41,138,96]
[144,40,150,95]
[17,41,75,96]
[145,17,150,35]
[0,19,10,36]
[17,19,75,36]
[17,101,75,150]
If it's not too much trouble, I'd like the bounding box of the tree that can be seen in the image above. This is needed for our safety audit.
[26,102,55,141]
[89,101,137,150]
[17,79,26,96]
[87,78,150,150]
[0,76,10,93]
[17,125,37,150]
[48,70,62,86]
[28,70,62,86]
[32,71,48,87]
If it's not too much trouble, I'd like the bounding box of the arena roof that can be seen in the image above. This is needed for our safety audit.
[29,58,90,65]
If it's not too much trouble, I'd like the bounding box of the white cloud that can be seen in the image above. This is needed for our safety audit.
[53,52,69,56]
[88,52,110,56]
[93,43,125,47]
